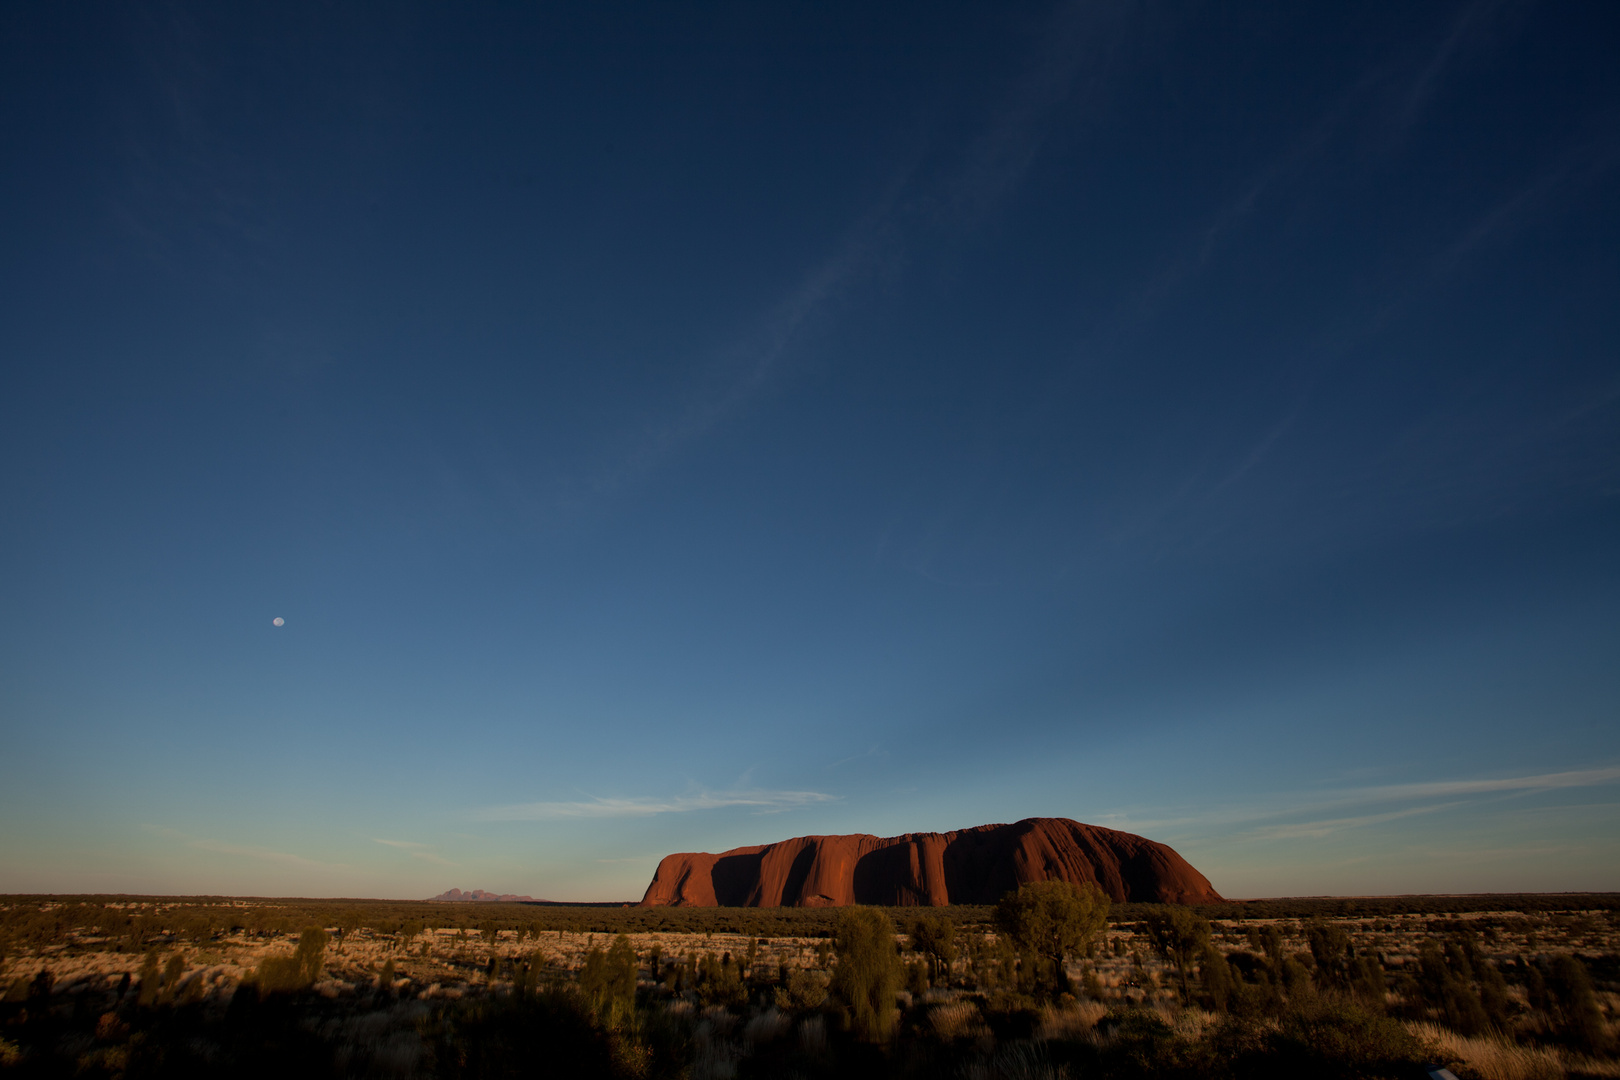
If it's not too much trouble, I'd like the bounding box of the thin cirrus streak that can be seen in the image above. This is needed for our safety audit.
[570,2,1121,510]
[1248,802,1468,841]
[1089,767,1620,839]
[371,839,455,866]
[1347,767,1620,802]
[143,826,344,871]
[472,789,837,822]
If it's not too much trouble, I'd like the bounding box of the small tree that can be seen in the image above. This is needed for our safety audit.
[577,933,637,1023]
[1549,955,1609,1054]
[1415,942,1489,1035]
[335,912,361,953]
[158,953,185,1004]
[296,925,329,984]
[1306,919,1351,989]
[909,911,957,985]
[696,950,746,1008]
[1351,954,1388,1008]
[830,906,902,1041]
[1257,924,1284,962]
[994,880,1109,997]
[136,951,161,1007]
[256,925,327,993]
[1144,906,1210,1003]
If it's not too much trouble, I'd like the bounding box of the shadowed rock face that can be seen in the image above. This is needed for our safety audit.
[640,818,1220,907]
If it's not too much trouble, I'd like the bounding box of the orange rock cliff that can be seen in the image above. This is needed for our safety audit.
[640,817,1220,907]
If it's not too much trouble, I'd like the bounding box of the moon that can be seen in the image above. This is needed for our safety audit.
[272,617,285,627]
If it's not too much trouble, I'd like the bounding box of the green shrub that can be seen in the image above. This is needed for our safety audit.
[1414,941,1490,1035]
[830,906,902,1041]
[1270,995,1426,1079]
[1144,905,1210,1003]
[1305,919,1351,988]
[576,933,637,1024]
[1548,955,1609,1054]
[995,880,1108,998]
[693,949,746,1009]
[255,925,327,993]
[909,910,957,983]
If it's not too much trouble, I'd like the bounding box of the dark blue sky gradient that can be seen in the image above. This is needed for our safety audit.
[2,2,1618,898]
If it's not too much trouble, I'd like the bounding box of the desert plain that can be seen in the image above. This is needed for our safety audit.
[2,892,1618,1079]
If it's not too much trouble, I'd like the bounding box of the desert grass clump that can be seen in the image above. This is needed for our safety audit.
[419,987,643,1079]
[798,1014,828,1055]
[742,1006,792,1048]
[932,1000,989,1041]
[1409,1022,1566,1080]
[960,1039,1066,1080]
[1033,999,1107,1041]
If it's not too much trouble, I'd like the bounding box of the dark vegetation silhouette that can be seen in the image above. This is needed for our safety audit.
[1,893,1617,1077]
[907,910,956,984]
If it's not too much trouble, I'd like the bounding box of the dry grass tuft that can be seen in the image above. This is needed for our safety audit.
[932,1000,989,1040]
[1409,1023,1565,1080]
[741,1007,791,1048]
[797,1014,827,1055]
[1034,1001,1107,1041]
[1169,1007,1220,1041]
[959,1040,1068,1080]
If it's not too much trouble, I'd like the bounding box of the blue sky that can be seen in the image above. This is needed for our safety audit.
[2,1,1618,901]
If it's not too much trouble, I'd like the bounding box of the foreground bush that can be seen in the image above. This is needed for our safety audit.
[1266,996,1427,1080]
[830,906,903,1042]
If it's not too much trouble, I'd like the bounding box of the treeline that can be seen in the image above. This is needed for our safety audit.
[5,892,1619,954]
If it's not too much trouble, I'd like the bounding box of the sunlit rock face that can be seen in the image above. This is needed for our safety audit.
[640,817,1221,907]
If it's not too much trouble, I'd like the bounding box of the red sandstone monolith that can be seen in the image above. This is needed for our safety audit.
[640,817,1220,907]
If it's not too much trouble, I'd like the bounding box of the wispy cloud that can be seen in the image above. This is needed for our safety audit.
[145,825,343,871]
[1420,135,1620,288]
[1250,802,1465,840]
[571,1,1122,508]
[473,788,837,823]
[1348,767,1620,802]
[933,0,1128,229]
[1385,0,1526,145]
[372,838,455,866]
[829,744,890,769]
[1095,766,1620,842]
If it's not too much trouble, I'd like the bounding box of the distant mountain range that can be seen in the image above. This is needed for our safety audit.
[427,888,541,903]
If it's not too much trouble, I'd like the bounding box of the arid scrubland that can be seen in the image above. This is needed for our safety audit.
[1,893,1617,1078]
